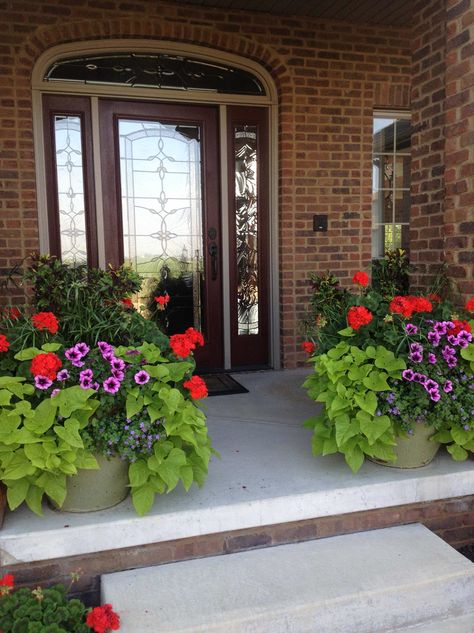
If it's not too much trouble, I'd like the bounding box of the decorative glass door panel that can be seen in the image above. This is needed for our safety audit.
[228,107,269,367]
[99,100,223,370]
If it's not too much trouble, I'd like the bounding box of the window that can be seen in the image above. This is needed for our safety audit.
[372,113,411,258]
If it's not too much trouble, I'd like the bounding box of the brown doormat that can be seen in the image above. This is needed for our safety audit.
[203,373,249,396]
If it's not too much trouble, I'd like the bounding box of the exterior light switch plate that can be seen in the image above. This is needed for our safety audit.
[313,215,328,232]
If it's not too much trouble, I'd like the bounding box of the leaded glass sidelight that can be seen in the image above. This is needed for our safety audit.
[234,125,259,335]
[118,119,204,333]
[44,53,266,96]
[53,115,87,263]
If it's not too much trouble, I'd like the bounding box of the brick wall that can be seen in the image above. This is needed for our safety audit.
[410,0,447,290]
[0,0,412,366]
[444,0,474,297]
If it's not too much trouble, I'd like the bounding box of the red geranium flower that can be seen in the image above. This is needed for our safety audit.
[449,320,472,336]
[0,335,9,353]
[347,306,373,330]
[428,293,441,303]
[31,311,59,334]
[301,341,316,354]
[183,375,208,400]
[389,295,412,317]
[154,294,170,306]
[121,298,133,308]
[352,271,369,287]
[409,296,433,313]
[86,604,120,633]
[466,297,474,312]
[30,352,62,381]
[169,334,195,358]
[0,574,14,588]
[185,327,204,348]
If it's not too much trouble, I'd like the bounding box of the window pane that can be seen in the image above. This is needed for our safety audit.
[118,119,204,334]
[395,155,411,189]
[373,118,396,153]
[395,120,412,151]
[395,190,411,223]
[235,125,259,335]
[54,115,87,264]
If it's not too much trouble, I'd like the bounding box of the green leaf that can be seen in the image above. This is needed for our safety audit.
[54,419,83,448]
[344,443,364,473]
[335,415,360,448]
[36,472,67,507]
[6,479,29,510]
[0,389,12,406]
[159,387,183,414]
[26,398,57,434]
[431,430,453,444]
[358,412,391,445]
[450,426,472,447]
[354,391,377,415]
[41,343,62,352]
[56,386,94,418]
[160,448,187,490]
[337,327,355,337]
[14,347,41,361]
[322,435,338,456]
[0,376,25,388]
[129,460,149,488]
[328,395,349,415]
[25,485,43,515]
[3,452,36,480]
[75,450,99,470]
[126,393,143,419]
[460,344,474,362]
[132,484,155,516]
[365,346,376,359]
[180,465,194,491]
[24,444,47,468]
[363,370,390,392]
[447,444,468,461]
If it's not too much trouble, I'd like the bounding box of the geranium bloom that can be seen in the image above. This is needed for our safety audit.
[0,334,9,353]
[347,306,373,330]
[389,296,412,317]
[169,333,195,358]
[185,327,205,347]
[30,352,62,380]
[103,377,121,394]
[134,370,150,385]
[0,573,14,596]
[183,375,208,399]
[121,297,133,308]
[428,293,441,303]
[352,271,369,287]
[410,296,433,313]
[301,341,316,354]
[154,294,170,306]
[465,297,474,311]
[31,311,59,334]
[86,604,120,633]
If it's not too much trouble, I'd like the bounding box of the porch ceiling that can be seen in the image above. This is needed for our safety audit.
[172,0,413,27]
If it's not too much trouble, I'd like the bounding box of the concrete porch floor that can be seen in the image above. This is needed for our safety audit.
[1,369,474,566]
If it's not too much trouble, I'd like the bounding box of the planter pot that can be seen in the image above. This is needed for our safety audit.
[369,423,440,469]
[59,455,129,513]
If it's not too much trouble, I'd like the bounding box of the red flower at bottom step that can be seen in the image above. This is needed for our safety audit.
[86,604,120,632]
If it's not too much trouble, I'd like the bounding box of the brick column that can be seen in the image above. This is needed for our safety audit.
[444,0,474,297]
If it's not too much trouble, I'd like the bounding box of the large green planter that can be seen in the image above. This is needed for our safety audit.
[59,455,129,512]
[370,422,440,469]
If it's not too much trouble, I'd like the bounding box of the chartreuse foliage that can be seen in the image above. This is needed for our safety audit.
[0,584,89,633]
[304,342,406,472]
[0,376,99,514]
[116,342,214,516]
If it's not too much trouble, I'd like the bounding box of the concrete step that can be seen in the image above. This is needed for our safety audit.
[393,613,474,632]
[101,524,474,633]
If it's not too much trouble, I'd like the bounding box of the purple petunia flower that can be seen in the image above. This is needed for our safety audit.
[409,351,423,363]
[425,379,439,391]
[134,370,150,385]
[429,389,441,402]
[50,388,60,398]
[112,369,125,381]
[71,359,85,368]
[35,375,52,390]
[446,357,458,369]
[57,369,70,381]
[79,369,93,381]
[80,377,93,389]
[447,334,459,346]
[103,351,115,361]
[458,331,473,347]
[410,342,423,353]
[92,382,100,390]
[98,341,112,354]
[74,342,90,357]
[402,369,414,381]
[433,322,447,336]
[110,357,126,371]
[65,347,82,362]
[442,345,456,360]
[405,324,418,335]
[103,376,121,394]
[443,380,453,393]
[428,353,437,364]
[428,331,441,346]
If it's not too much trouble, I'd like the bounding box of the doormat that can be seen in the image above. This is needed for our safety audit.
[203,373,249,397]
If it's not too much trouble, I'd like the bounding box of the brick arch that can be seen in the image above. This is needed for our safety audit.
[22,17,292,100]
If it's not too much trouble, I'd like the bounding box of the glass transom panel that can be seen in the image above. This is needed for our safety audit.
[44,53,266,96]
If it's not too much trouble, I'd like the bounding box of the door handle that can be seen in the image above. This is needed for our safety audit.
[208,243,218,281]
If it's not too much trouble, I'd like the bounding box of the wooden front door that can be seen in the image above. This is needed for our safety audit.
[99,99,223,370]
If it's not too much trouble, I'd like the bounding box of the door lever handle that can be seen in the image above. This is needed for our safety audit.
[208,243,218,281]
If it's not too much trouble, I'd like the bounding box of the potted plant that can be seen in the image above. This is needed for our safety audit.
[0,572,120,632]
[0,256,214,517]
[302,268,474,471]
